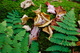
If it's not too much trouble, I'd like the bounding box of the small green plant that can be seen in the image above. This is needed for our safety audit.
[46,9,79,53]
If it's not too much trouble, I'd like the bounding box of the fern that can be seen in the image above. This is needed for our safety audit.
[46,45,70,52]
[46,9,79,52]
[4,10,23,34]
[53,33,78,41]
[3,10,39,53]
[29,41,39,53]
[0,19,29,53]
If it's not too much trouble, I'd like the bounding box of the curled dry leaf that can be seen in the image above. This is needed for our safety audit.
[22,25,31,31]
[33,6,51,27]
[21,14,31,25]
[45,2,56,14]
[29,26,39,44]
[39,20,52,27]
[55,6,66,18]
[34,12,51,27]
[21,0,35,9]
[43,26,53,39]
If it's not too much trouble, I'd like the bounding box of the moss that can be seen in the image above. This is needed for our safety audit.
[0,0,80,53]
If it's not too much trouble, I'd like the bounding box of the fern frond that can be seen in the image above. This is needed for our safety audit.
[61,19,77,27]
[53,33,78,41]
[21,33,29,53]
[5,10,22,35]
[52,26,80,35]
[46,45,70,52]
[29,41,39,53]
[50,38,76,46]
[56,22,77,31]
[63,16,76,23]
[65,9,76,21]
[13,30,26,41]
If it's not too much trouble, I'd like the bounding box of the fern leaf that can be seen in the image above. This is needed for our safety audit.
[2,44,12,53]
[50,38,76,46]
[21,33,29,53]
[52,26,80,35]
[46,45,70,52]
[62,19,77,27]
[53,33,78,41]
[29,41,39,53]
[14,30,26,41]
[65,9,76,21]
[63,16,76,23]
[56,22,77,31]
[13,25,22,29]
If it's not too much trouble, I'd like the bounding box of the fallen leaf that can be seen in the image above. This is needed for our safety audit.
[21,14,31,25]
[48,26,53,39]
[33,6,51,27]
[22,25,31,31]
[29,26,39,44]
[21,0,35,9]
[41,12,50,21]
[43,27,50,34]
[43,26,53,39]
[39,20,52,27]
[55,6,66,18]
[45,2,56,14]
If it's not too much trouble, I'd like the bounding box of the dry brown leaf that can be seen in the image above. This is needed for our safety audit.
[48,26,53,39]
[21,14,31,25]
[55,6,66,18]
[41,12,50,21]
[39,20,52,27]
[43,27,50,34]
[21,0,35,9]
[33,6,51,27]
[42,26,53,39]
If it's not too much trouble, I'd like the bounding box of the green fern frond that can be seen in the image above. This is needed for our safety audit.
[56,22,77,31]
[29,41,39,53]
[46,45,70,52]
[50,38,76,46]
[61,19,77,27]
[63,16,76,23]
[5,10,22,35]
[21,33,29,53]
[52,26,79,35]
[53,33,78,41]
[65,9,76,21]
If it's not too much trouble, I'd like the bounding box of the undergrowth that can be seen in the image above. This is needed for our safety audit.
[0,0,80,53]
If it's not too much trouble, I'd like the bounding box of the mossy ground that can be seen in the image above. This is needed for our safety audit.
[0,0,80,53]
